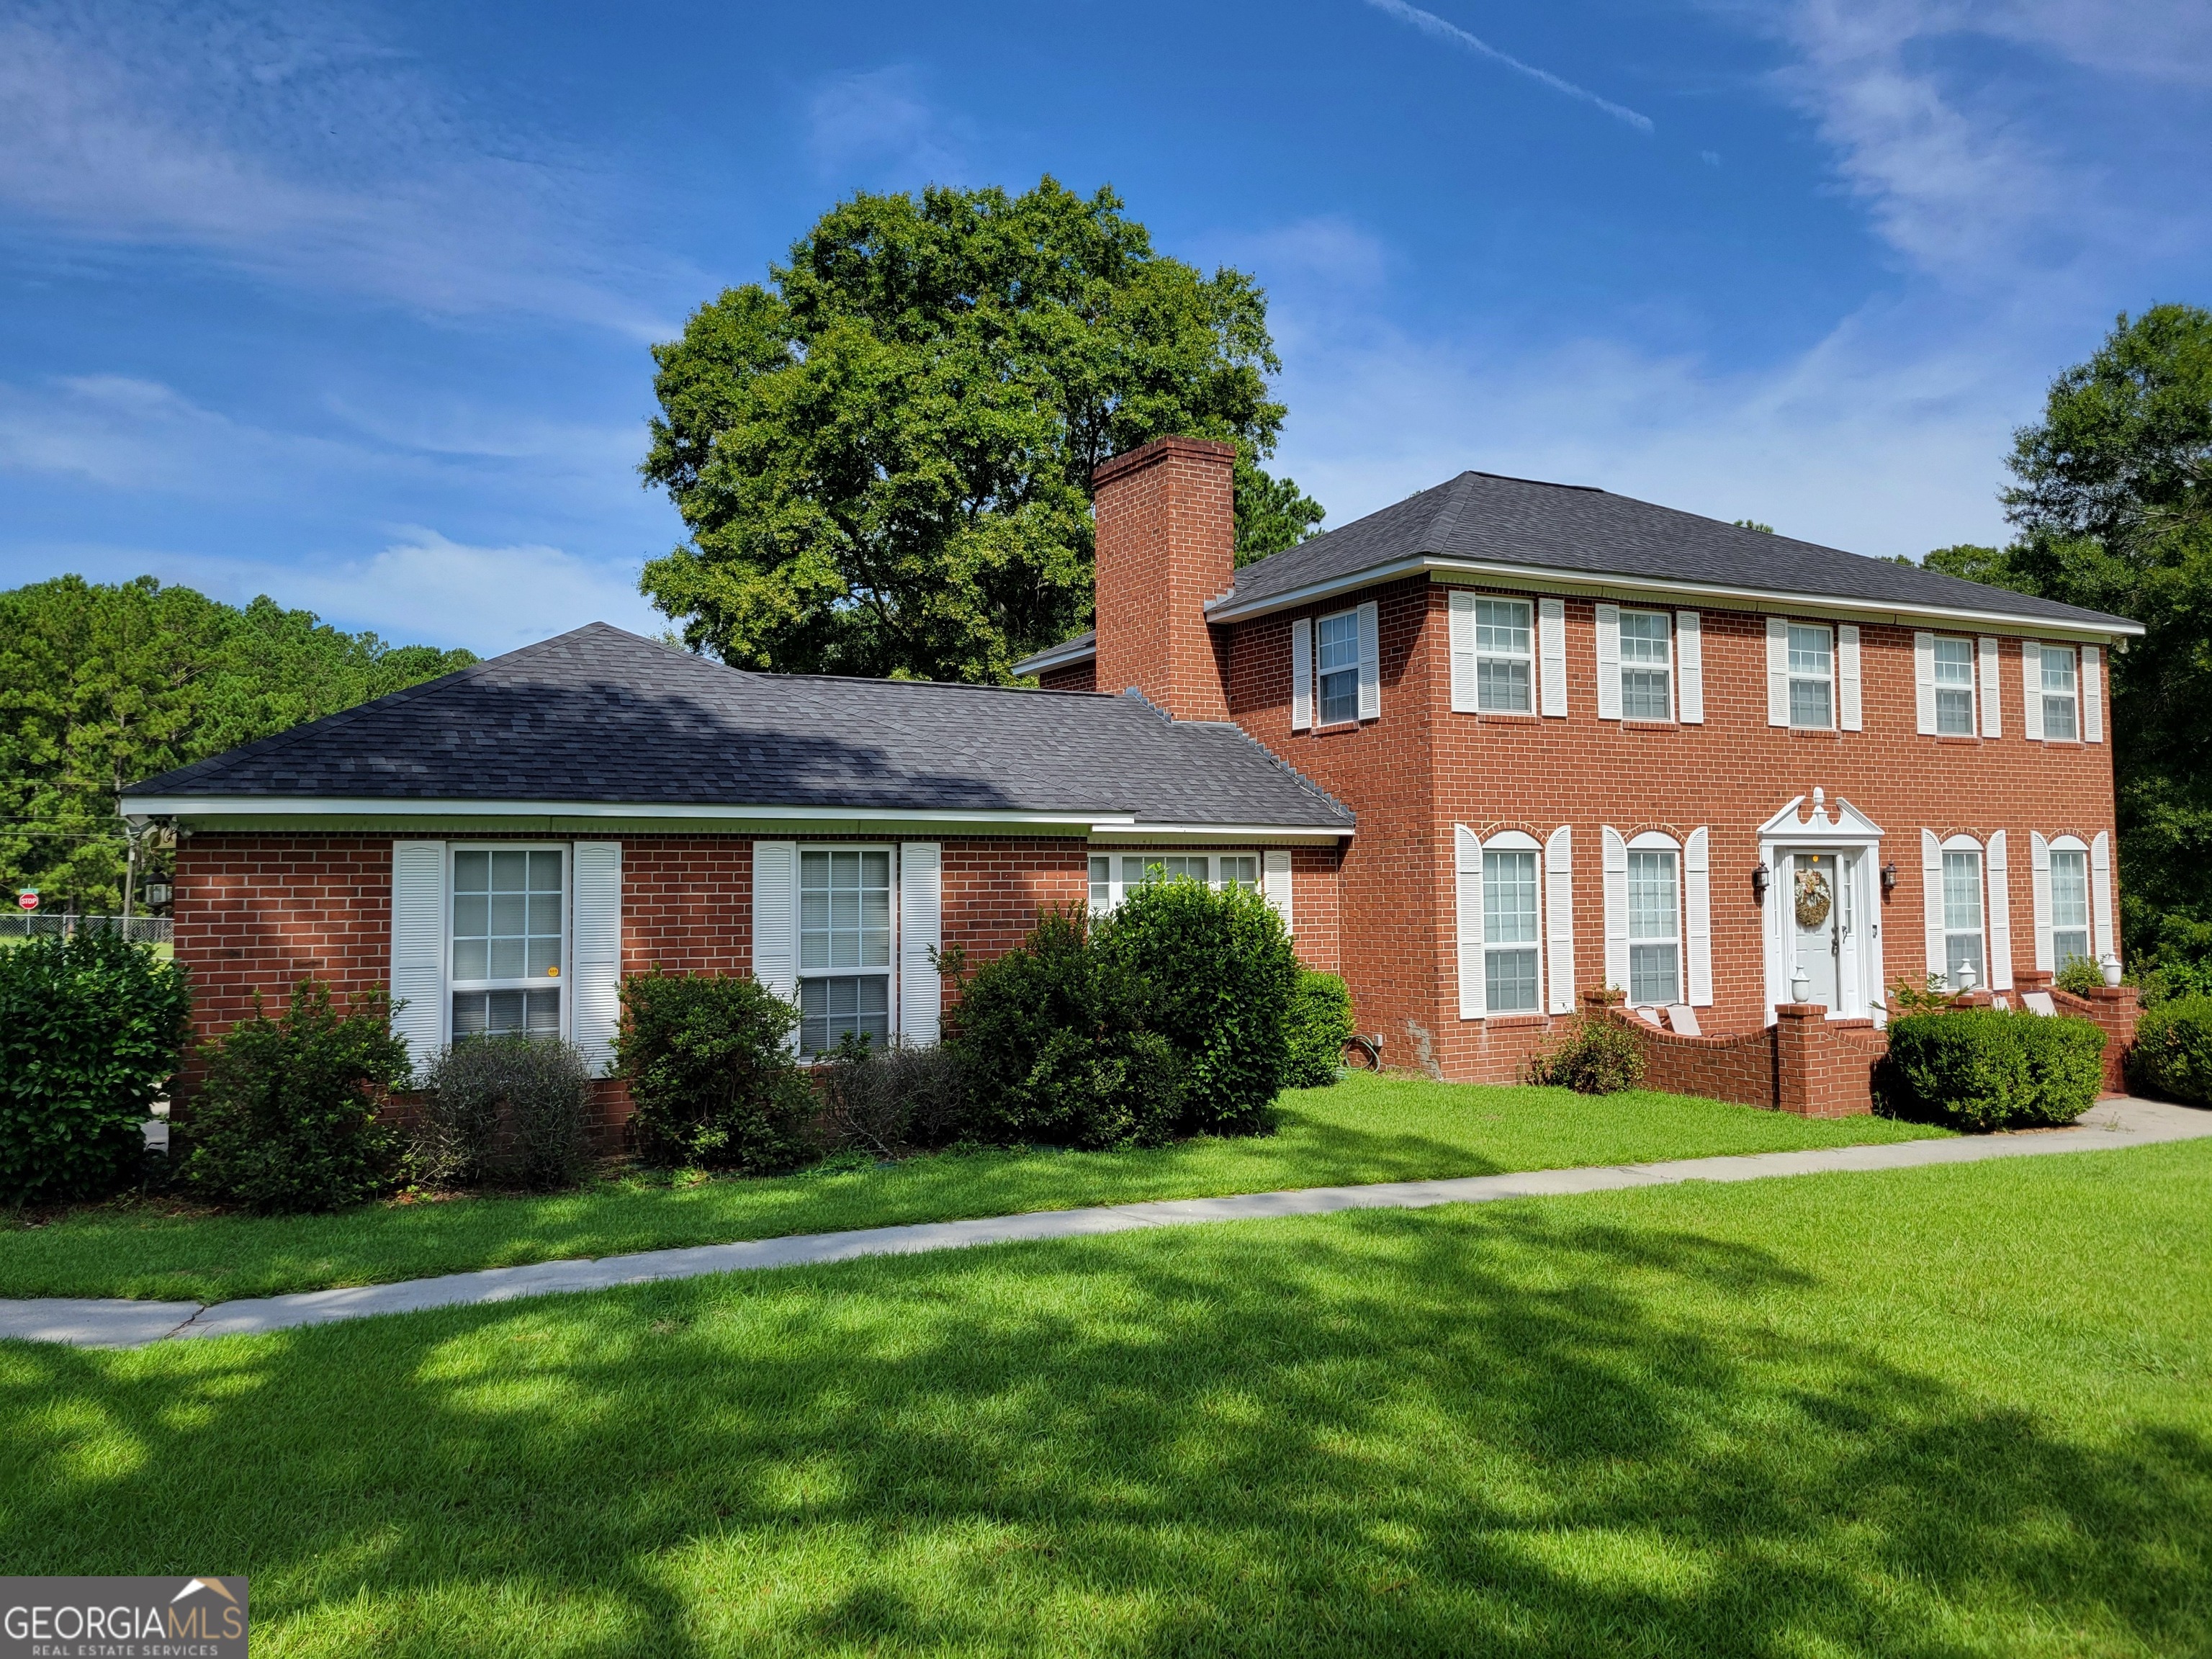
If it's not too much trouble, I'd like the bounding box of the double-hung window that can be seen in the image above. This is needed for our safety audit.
[1475,599,1533,713]
[2049,848,2090,970]
[451,847,565,1038]
[1627,850,1681,1005]
[2039,646,2079,740]
[799,849,892,1053]
[1618,611,1672,720]
[1789,624,1835,728]
[1933,637,1976,734]
[1941,850,1985,989]
[1482,848,1539,1012]
[1088,851,1259,913]
[1316,610,1361,725]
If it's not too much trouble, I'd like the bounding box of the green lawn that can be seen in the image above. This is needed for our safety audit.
[3,1141,2204,1656]
[0,1075,1943,1303]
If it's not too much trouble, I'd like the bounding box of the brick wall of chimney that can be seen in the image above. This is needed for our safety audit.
[1090,436,1236,721]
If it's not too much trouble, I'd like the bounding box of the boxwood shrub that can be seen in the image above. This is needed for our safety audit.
[1880,1008,2105,1130]
[614,970,818,1172]
[1283,971,1355,1089]
[0,929,192,1205]
[945,909,1182,1151]
[2126,994,2212,1107]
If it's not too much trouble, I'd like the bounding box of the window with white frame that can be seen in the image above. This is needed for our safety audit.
[799,848,892,1053]
[1618,611,1671,720]
[2049,847,2090,969]
[1087,851,1259,913]
[1941,849,1985,989]
[2039,645,2079,740]
[1475,598,1533,713]
[1627,848,1681,1004]
[1788,624,1835,729]
[1933,636,1976,734]
[451,847,565,1038]
[1482,846,1540,1012]
[1317,610,1361,725]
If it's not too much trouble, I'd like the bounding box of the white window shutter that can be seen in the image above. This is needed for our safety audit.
[752,840,799,1010]
[1921,829,1945,990]
[1685,826,1712,1006]
[1263,848,1293,932]
[1675,611,1704,723]
[1455,825,1484,1019]
[1448,591,1477,714]
[1601,826,1629,994]
[1985,830,2012,990]
[2091,831,2114,960]
[2030,832,2054,972]
[1977,637,2002,736]
[1595,604,1622,721]
[1356,601,1381,721]
[1539,598,1567,717]
[1766,618,1790,726]
[898,842,943,1044]
[2081,644,2103,742]
[1835,623,1861,732]
[1913,632,1937,734]
[1544,825,1574,1014]
[2022,642,2044,739]
[569,842,624,1074]
[389,840,446,1082]
[1290,618,1313,731]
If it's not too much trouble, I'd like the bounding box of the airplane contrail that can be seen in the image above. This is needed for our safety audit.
[1360,0,1655,133]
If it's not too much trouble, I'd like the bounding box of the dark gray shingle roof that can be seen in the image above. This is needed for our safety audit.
[1218,471,2136,629]
[125,624,1353,829]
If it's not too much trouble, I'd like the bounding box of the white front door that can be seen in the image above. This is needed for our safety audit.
[1786,850,1841,1009]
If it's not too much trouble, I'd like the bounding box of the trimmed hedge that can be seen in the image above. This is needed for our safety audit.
[1284,971,1355,1089]
[1526,1011,1647,1095]
[2126,994,2212,1107]
[0,930,192,1205]
[185,981,412,1213]
[615,971,817,1172]
[415,1035,593,1190]
[1880,1008,2105,1130]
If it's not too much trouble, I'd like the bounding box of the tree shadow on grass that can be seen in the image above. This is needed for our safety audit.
[2,1204,2206,1656]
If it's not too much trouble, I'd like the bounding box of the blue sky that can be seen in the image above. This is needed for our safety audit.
[2,0,2206,653]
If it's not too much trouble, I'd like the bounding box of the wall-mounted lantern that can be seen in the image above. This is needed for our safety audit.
[1880,860,1899,902]
[1751,863,1769,907]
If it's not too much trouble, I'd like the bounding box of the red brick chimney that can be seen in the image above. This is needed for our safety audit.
[1090,436,1236,721]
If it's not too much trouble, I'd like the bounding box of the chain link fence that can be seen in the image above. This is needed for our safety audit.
[0,913,173,945]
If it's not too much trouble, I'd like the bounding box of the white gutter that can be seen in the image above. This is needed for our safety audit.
[1200,554,2146,639]
[1011,635,1097,677]
[125,795,1352,838]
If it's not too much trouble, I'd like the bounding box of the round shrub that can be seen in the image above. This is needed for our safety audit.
[819,1036,970,1156]
[614,971,817,1172]
[184,980,411,1213]
[0,929,192,1205]
[1526,1012,1647,1094]
[417,1035,593,1190]
[2054,958,2107,997]
[2127,994,2212,1107]
[1283,971,1355,1089]
[945,909,1182,1151]
[1094,876,1300,1136]
[1880,1009,2104,1130]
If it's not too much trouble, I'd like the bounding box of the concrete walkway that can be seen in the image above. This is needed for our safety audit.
[5,1097,2206,1351]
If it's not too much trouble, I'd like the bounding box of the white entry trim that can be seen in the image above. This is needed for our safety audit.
[1755,791,1887,1025]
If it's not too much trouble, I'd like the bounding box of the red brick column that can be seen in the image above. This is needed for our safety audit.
[2051,984,2141,1094]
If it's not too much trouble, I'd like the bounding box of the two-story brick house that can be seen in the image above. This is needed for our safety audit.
[125,434,2139,1112]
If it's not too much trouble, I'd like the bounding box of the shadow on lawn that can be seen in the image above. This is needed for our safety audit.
[4,1207,2206,1656]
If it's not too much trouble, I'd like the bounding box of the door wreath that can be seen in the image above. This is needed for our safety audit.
[1794,866,1833,930]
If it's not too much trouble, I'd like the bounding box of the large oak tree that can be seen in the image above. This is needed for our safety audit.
[639,179,1323,683]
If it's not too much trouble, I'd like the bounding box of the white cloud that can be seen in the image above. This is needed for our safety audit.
[1357,0,1655,132]
[0,374,359,493]
[0,1,678,334]
[276,532,662,651]
[806,66,972,186]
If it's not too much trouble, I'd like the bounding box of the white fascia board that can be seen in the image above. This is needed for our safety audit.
[1203,556,2146,641]
[128,795,1353,842]
[1012,637,1097,675]
[1087,822,1349,845]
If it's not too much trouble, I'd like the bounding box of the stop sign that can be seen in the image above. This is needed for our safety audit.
[17,891,36,911]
